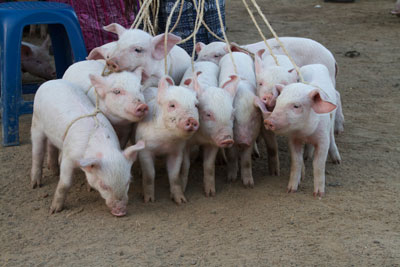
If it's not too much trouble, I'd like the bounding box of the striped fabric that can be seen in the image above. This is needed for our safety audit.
[48,0,136,52]
[158,0,226,54]
[47,0,225,55]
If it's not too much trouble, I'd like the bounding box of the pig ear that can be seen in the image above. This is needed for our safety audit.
[225,42,242,53]
[182,77,193,88]
[151,33,181,60]
[254,96,271,116]
[221,74,239,98]
[103,23,126,37]
[123,140,145,162]
[89,74,109,99]
[21,44,33,59]
[192,71,203,94]
[157,75,174,102]
[133,67,146,84]
[41,35,51,50]
[78,158,100,172]
[275,84,285,96]
[309,89,337,114]
[288,68,298,82]
[195,42,206,54]
[87,47,107,60]
[254,49,265,75]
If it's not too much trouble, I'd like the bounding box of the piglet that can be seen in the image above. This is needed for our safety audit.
[31,79,145,216]
[219,52,280,187]
[103,23,191,84]
[263,64,341,197]
[63,60,148,147]
[21,36,56,80]
[255,51,344,134]
[180,62,238,196]
[135,76,199,204]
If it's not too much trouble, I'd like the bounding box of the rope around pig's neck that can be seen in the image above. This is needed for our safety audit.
[62,65,112,140]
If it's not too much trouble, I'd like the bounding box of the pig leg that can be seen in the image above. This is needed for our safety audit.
[287,138,304,193]
[31,127,47,189]
[50,158,75,213]
[139,151,156,203]
[46,141,59,176]
[312,137,330,198]
[240,145,254,188]
[226,146,238,182]
[167,150,186,204]
[329,114,341,164]
[203,145,219,197]
[261,128,280,176]
[180,144,191,192]
[334,91,344,135]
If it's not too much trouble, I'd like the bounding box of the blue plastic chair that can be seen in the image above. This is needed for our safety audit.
[0,1,87,146]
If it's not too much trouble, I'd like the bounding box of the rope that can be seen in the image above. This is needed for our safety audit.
[177,0,204,45]
[190,0,205,71]
[248,0,304,82]
[169,0,184,33]
[215,0,237,74]
[163,0,182,74]
[63,64,112,140]
[241,0,279,66]
[131,0,153,29]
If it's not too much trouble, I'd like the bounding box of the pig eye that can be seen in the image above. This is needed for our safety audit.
[113,89,121,95]
[214,54,219,58]
[206,113,211,117]
[195,104,199,109]
[169,104,175,108]
[258,82,263,87]
[293,104,300,109]
[135,48,142,53]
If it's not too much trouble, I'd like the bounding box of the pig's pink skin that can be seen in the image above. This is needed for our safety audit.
[196,41,226,64]
[219,52,280,186]
[21,36,56,80]
[263,81,341,197]
[135,76,199,204]
[63,60,147,148]
[103,23,191,84]
[31,79,144,215]
[180,62,237,195]
[86,41,117,61]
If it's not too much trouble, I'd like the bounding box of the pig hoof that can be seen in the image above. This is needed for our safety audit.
[144,195,155,203]
[242,179,254,188]
[226,175,237,182]
[313,191,325,198]
[287,188,297,193]
[171,193,187,205]
[49,203,63,214]
[205,189,216,197]
[31,180,42,189]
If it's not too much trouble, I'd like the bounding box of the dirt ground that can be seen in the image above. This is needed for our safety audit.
[1,0,400,266]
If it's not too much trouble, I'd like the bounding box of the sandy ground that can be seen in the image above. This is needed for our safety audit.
[1,0,400,266]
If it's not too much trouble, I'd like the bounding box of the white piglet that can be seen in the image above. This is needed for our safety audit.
[63,60,148,147]
[180,62,238,196]
[219,52,280,187]
[263,64,341,197]
[135,76,199,204]
[31,79,145,216]
[103,23,191,84]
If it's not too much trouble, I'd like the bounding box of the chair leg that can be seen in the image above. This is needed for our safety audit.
[48,23,73,78]
[1,30,23,146]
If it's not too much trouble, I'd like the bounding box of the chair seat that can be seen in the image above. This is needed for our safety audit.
[0,1,87,146]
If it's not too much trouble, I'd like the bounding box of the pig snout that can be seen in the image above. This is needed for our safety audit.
[181,117,199,132]
[108,201,127,217]
[134,103,149,118]
[217,136,234,148]
[262,93,276,111]
[264,118,276,131]
[106,59,120,72]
